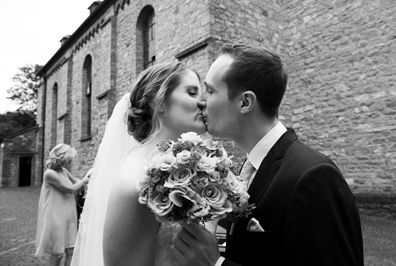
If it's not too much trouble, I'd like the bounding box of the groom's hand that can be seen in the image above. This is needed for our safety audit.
[172,221,220,266]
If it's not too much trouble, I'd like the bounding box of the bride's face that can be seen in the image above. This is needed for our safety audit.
[162,69,206,137]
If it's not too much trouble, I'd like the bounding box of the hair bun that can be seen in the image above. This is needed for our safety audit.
[127,105,152,142]
[126,62,187,143]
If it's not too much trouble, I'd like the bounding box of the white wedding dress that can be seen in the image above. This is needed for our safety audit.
[71,94,182,266]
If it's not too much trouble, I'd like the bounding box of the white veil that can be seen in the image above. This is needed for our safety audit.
[71,93,139,266]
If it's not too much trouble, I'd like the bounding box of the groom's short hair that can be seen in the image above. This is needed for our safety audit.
[219,43,288,118]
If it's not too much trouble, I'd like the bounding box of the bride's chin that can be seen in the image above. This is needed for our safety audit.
[194,123,207,135]
[196,128,207,135]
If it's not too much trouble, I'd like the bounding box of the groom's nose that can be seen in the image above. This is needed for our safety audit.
[197,99,206,110]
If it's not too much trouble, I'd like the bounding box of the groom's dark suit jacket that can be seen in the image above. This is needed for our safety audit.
[222,129,364,266]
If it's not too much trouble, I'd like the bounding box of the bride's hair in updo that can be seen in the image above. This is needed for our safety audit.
[127,62,189,142]
[46,143,77,171]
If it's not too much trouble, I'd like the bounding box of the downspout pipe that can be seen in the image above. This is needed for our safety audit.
[39,76,47,183]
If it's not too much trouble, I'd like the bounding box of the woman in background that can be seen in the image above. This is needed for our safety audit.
[35,143,90,266]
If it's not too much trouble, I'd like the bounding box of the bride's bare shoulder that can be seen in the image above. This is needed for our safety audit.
[111,149,150,197]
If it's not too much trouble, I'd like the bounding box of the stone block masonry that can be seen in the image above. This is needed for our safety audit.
[35,0,395,194]
[279,0,396,194]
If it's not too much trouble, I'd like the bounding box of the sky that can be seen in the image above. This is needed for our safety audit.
[0,0,96,113]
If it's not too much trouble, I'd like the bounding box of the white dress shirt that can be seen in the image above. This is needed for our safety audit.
[214,121,287,266]
[246,121,287,189]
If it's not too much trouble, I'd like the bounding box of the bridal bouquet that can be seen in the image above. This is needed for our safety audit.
[138,132,253,224]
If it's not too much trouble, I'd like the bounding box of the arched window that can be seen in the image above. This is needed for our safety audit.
[136,5,156,74]
[81,55,92,139]
[51,83,58,147]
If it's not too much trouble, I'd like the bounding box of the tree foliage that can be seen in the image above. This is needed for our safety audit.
[0,111,37,140]
[7,64,42,114]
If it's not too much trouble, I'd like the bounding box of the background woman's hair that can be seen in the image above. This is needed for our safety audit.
[127,62,192,142]
[46,143,77,171]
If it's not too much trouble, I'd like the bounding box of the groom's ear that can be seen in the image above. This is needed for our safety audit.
[240,91,256,114]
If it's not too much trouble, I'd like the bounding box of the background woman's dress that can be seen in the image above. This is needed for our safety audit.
[35,169,78,256]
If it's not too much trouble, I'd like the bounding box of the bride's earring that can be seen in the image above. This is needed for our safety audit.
[159,106,165,116]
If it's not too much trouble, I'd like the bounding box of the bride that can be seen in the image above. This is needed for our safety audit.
[71,62,207,266]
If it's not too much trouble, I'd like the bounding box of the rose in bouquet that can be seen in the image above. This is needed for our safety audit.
[138,132,254,224]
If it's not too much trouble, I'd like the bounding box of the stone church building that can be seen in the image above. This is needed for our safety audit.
[33,0,395,194]
[0,126,39,187]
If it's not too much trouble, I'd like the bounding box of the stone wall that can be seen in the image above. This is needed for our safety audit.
[38,0,218,178]
[69,5,116,173]
[36,0,396,194]
[209,0,285,55]
[0,127,38,187]
[279,0,396,193]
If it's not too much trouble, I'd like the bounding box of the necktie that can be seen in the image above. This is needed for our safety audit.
[239,159,255,190]
[230,159,256,236]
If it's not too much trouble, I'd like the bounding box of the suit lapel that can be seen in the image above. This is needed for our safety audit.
[247,129,298,205]
[247,152,279,204]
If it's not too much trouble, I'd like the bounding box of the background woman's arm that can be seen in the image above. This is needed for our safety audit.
[63,167,79,184]
[44,169,88,194]
[64,167,92,184]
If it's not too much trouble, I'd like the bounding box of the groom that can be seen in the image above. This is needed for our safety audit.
[171,44,364,266]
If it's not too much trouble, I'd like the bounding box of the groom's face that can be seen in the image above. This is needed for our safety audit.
[201,54,241,138]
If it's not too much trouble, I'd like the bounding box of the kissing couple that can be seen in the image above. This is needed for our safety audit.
[71,43,364,266]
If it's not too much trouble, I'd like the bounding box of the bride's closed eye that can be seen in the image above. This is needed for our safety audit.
[186,86,199,97]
